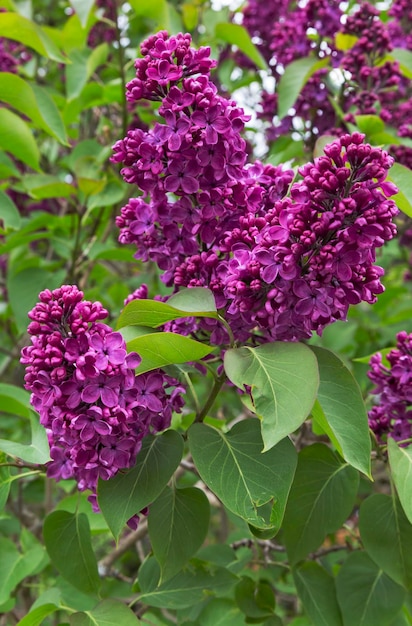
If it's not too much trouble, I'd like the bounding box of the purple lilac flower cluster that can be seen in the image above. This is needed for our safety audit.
[112,30,292,288]
[368,331,412,445]
[114,31,398,344]
[20,285,185,509]
[242,0,412,163]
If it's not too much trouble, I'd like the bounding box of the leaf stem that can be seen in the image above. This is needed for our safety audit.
[195,371,226,423]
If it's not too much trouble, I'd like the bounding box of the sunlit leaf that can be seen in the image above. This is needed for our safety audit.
[224,343,318,450]
[215,23,267,70]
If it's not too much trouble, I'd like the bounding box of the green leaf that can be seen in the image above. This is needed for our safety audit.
[235,577,275,620]
[198,598,249,626]
[335,33,358,51]
[293,562,343,626]
[388,439,412,525]
[354,115,385,137]
[127,332,214,374]
[69,0,95,28]
[167,287,217,313]
[310,346,371,477]
[70,599,141,626]
[0,383,31,418]
[31,84,68,145]
[390,48,412,79]
[0,454,11,512]
[387,162,412,218]
[98,431,184,541]
[0,108,40,171]
[0,530,45,605]
[359,494,412,589]
[0,12,67,62]
[16,604,59,626]
[22,174,75,199]
[277,57,329,119]
[117,291,218,329]
[0,189,20,230]
[0,535,46,604]
[128,0,182,31]
[0,412,50,464]
[215,23,267,70]
[224,343,319,450]
[66,44,109,100]
[43,511,100,595]
[336,552,405,626]
[282,443,359,565]
[188,420,297,531]
[149,486,210,582]
[138,565,237,609]
[0,74,68,145]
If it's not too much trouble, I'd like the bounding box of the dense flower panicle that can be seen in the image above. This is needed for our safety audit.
[368,331,412,445]
[115,32,398,343]
[20,286,185,505]
[241,0,412,167]
[112,30,295,286]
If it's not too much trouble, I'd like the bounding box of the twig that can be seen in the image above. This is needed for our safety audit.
[99,520,148,574]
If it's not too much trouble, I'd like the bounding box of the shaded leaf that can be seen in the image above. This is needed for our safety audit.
[0,536,46,604]
[235,577,275,620]
[283,443,359,565]
[149,486,210,582]
[359,494,412,589]
[98,431,184,541]
[388,438,412,525]
[188,420,297,531]
[336,552,405,626]
[70,599,141,626]
[138,565,237,609]
[43,511,100,595]
[310,346,371,477]
[293,562,343,626]
[224,342,318,450]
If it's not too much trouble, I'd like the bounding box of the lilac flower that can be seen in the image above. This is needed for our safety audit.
[20,285,186,513]
[368,332,412,445]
